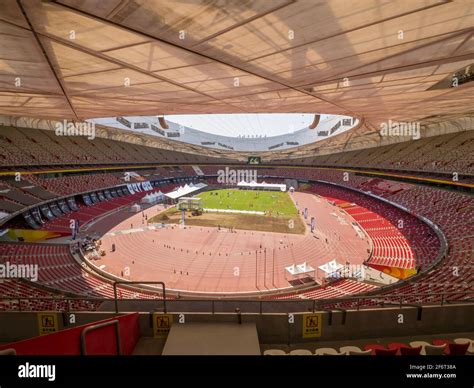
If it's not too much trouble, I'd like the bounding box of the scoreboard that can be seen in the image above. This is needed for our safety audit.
[247,156,261,165]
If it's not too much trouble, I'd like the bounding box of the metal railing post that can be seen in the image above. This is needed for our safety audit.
[113,283,118,313]
[236,308,242,324]
[80,320,121,355]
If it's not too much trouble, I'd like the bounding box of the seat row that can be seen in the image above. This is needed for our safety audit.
[264,338,473,356]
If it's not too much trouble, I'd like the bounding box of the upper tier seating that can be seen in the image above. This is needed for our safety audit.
[0,127,231,167]
[283,131,474,175]
[1,126,472,175]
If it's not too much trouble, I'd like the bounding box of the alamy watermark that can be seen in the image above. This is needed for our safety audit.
[18,363,55,382]
[0,262,38,282]
[380,120,420,140]
[217,167,257,185]
[55,120,95,140]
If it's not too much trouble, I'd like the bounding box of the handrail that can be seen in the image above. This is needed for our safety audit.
[113,281,166,314]
[0,348,17,356]
[80,319,121,355]
[1,291,472,314]
[2,291,471,303]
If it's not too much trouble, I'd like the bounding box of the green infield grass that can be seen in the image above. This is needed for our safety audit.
[148,189,305,234]
[197,189,298,216]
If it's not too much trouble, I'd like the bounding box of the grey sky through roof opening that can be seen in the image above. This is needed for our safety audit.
[166,113,320,137]
[88,113,356,152]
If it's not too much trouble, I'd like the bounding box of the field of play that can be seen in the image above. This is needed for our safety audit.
[148,189,305,234]
[197,189,298,215]
[98,190,371,293]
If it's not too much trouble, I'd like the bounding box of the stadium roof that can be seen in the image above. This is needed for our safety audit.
[1,0,473,129]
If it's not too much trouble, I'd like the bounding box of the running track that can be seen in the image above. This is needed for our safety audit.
[86,192,370,294]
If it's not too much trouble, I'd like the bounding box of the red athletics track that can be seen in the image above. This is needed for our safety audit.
[83,192,371,295]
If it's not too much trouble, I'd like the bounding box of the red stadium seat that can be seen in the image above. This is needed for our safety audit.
[400,346,422,356]
[446,343,470,356]
[374,348,398,356]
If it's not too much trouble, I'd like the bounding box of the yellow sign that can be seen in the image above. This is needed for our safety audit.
[152,313,173,338]
[302,313,322,338]
[37,313,59,336]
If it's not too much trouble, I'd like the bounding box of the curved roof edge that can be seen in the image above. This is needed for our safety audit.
[87,114,357,152]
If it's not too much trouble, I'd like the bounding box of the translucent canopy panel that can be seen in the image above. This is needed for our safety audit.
[0,0,472,134]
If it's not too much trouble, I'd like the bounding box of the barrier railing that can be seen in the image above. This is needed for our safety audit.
[113,281,166,313]
[1,291,472,314]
